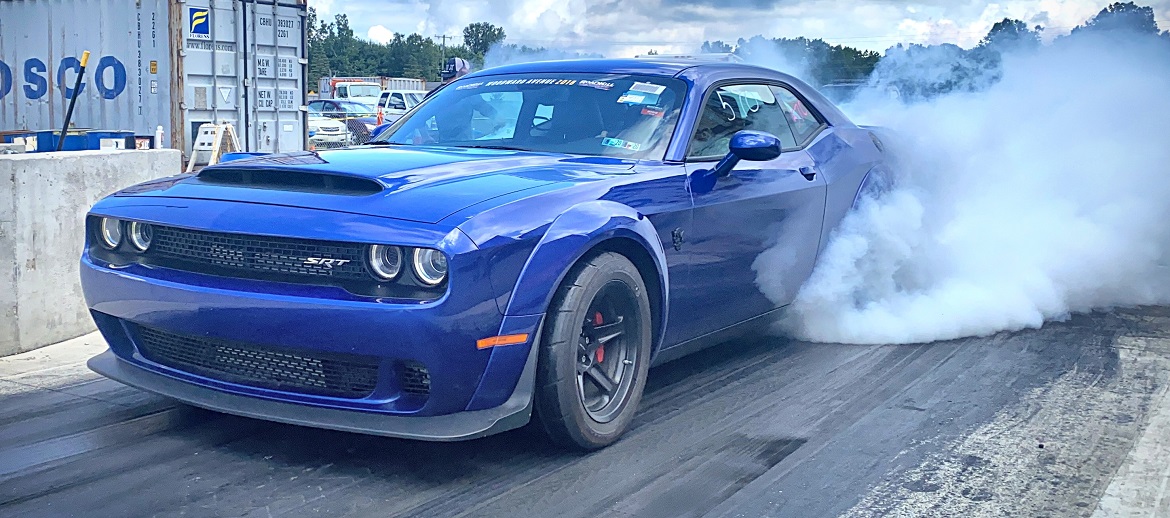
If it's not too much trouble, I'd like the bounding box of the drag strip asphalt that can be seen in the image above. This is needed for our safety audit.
[1,306,1168,517]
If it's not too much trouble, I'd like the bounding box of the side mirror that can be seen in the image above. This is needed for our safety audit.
[730,130,782,161]
[390,102,407,110]
[711,130,782,177]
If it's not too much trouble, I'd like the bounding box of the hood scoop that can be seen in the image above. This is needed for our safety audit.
[195,168,384,196]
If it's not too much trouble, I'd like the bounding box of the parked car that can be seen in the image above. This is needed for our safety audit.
[307,99,378,143]
[81,58,892,450]
[307,107,348,148]
[376,90,427,124]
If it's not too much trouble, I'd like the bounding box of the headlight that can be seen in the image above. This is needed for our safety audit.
[367,244,403,281]
[128,221,153,251]
[97,217,123,249]
[412,248,448,286]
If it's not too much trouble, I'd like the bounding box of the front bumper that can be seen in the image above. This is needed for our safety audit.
[88,322,540,441]
[309,132,347,144]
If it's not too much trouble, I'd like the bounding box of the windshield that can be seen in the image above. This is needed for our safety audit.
[376,73,687,159]
[346,85,382,98]
[336,101,375,116]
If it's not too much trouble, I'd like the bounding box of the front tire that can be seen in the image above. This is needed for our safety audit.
[534,252,653,450]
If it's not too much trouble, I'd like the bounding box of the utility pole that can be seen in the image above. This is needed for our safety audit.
[434,34,452,60]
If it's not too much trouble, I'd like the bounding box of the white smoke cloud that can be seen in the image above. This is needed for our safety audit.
[764,31,1170,344]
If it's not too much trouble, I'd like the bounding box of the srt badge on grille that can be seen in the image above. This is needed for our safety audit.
[304,257,352,268]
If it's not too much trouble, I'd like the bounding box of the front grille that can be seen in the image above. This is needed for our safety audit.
[149,226,371,282]
[135,325,380,399]
[398,361,431,397]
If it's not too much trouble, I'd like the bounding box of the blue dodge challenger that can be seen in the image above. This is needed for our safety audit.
[82,58,890,449]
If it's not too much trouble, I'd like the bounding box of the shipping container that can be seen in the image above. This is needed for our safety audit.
[0,0,309,159]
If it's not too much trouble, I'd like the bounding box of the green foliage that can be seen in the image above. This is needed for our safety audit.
[701,41,733,53]
[1072,2,1160,35]
[979,18,1042,50]
[463,22,507,57]
[716,35,882,85]
[306,7,479,86]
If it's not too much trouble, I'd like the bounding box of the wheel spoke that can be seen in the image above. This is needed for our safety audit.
[585,317,625,353]
[585,365,617,394]
[593,318,625,343]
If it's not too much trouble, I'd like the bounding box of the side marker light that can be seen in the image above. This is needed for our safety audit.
[476,334,530,349]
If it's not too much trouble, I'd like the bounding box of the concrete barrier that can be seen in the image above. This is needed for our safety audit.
[1,149,181,357]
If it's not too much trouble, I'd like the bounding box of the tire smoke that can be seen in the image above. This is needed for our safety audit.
[771,31,1170,344]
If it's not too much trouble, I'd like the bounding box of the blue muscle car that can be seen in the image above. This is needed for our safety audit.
[82,58,891,449]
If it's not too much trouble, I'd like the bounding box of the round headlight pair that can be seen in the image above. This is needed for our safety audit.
[96,218,152,251]
[366,245,447,286]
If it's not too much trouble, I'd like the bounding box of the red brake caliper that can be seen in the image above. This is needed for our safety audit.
[594,311,605,363]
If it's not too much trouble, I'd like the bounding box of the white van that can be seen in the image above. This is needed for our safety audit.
[376,90,428,124]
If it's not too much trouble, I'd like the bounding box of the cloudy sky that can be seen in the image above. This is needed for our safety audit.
[311,0,1170,56]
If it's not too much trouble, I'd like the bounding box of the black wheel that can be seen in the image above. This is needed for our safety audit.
[534,252,653,450]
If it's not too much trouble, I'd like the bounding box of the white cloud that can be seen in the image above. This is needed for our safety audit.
[368,25,394,44]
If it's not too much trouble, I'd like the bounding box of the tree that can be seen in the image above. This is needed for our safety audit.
[710,36,880,85]
[463,22,507,57]
[1072,2,1160,35]
[978,18,1041,50]
[701,41,733,53]
[306,8,333,82]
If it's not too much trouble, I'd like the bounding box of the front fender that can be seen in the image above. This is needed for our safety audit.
[505,200,669,337]
[462,201,670,412]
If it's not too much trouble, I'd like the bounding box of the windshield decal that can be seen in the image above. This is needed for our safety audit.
[617,93,646,104]
[602,137,642,152]
[641,106,665,118]
[456,82,483,90]
[629,82,667,95]
[617,92,660,106]
[484,78,578,87]
[578,80,615,91]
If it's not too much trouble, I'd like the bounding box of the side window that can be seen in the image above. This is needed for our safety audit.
[687,84,798,159]
[337,85,348,98]
[390,93,404,106]
[771,86,822,144]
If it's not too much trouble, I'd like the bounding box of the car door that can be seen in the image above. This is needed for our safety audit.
[671,82,828,341]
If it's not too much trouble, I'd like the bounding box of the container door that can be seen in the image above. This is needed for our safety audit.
[241,0,306,153]
[181,0,245,155]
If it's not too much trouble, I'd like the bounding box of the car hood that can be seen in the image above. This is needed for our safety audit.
[120,146,636,224]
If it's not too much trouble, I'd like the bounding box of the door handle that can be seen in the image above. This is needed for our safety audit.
[799,166,816,181]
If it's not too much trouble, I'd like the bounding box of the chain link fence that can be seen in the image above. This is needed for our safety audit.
[308,117,375,151]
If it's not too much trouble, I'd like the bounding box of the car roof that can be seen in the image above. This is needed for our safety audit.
[466,58,806,86]
[466,58,692,78]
